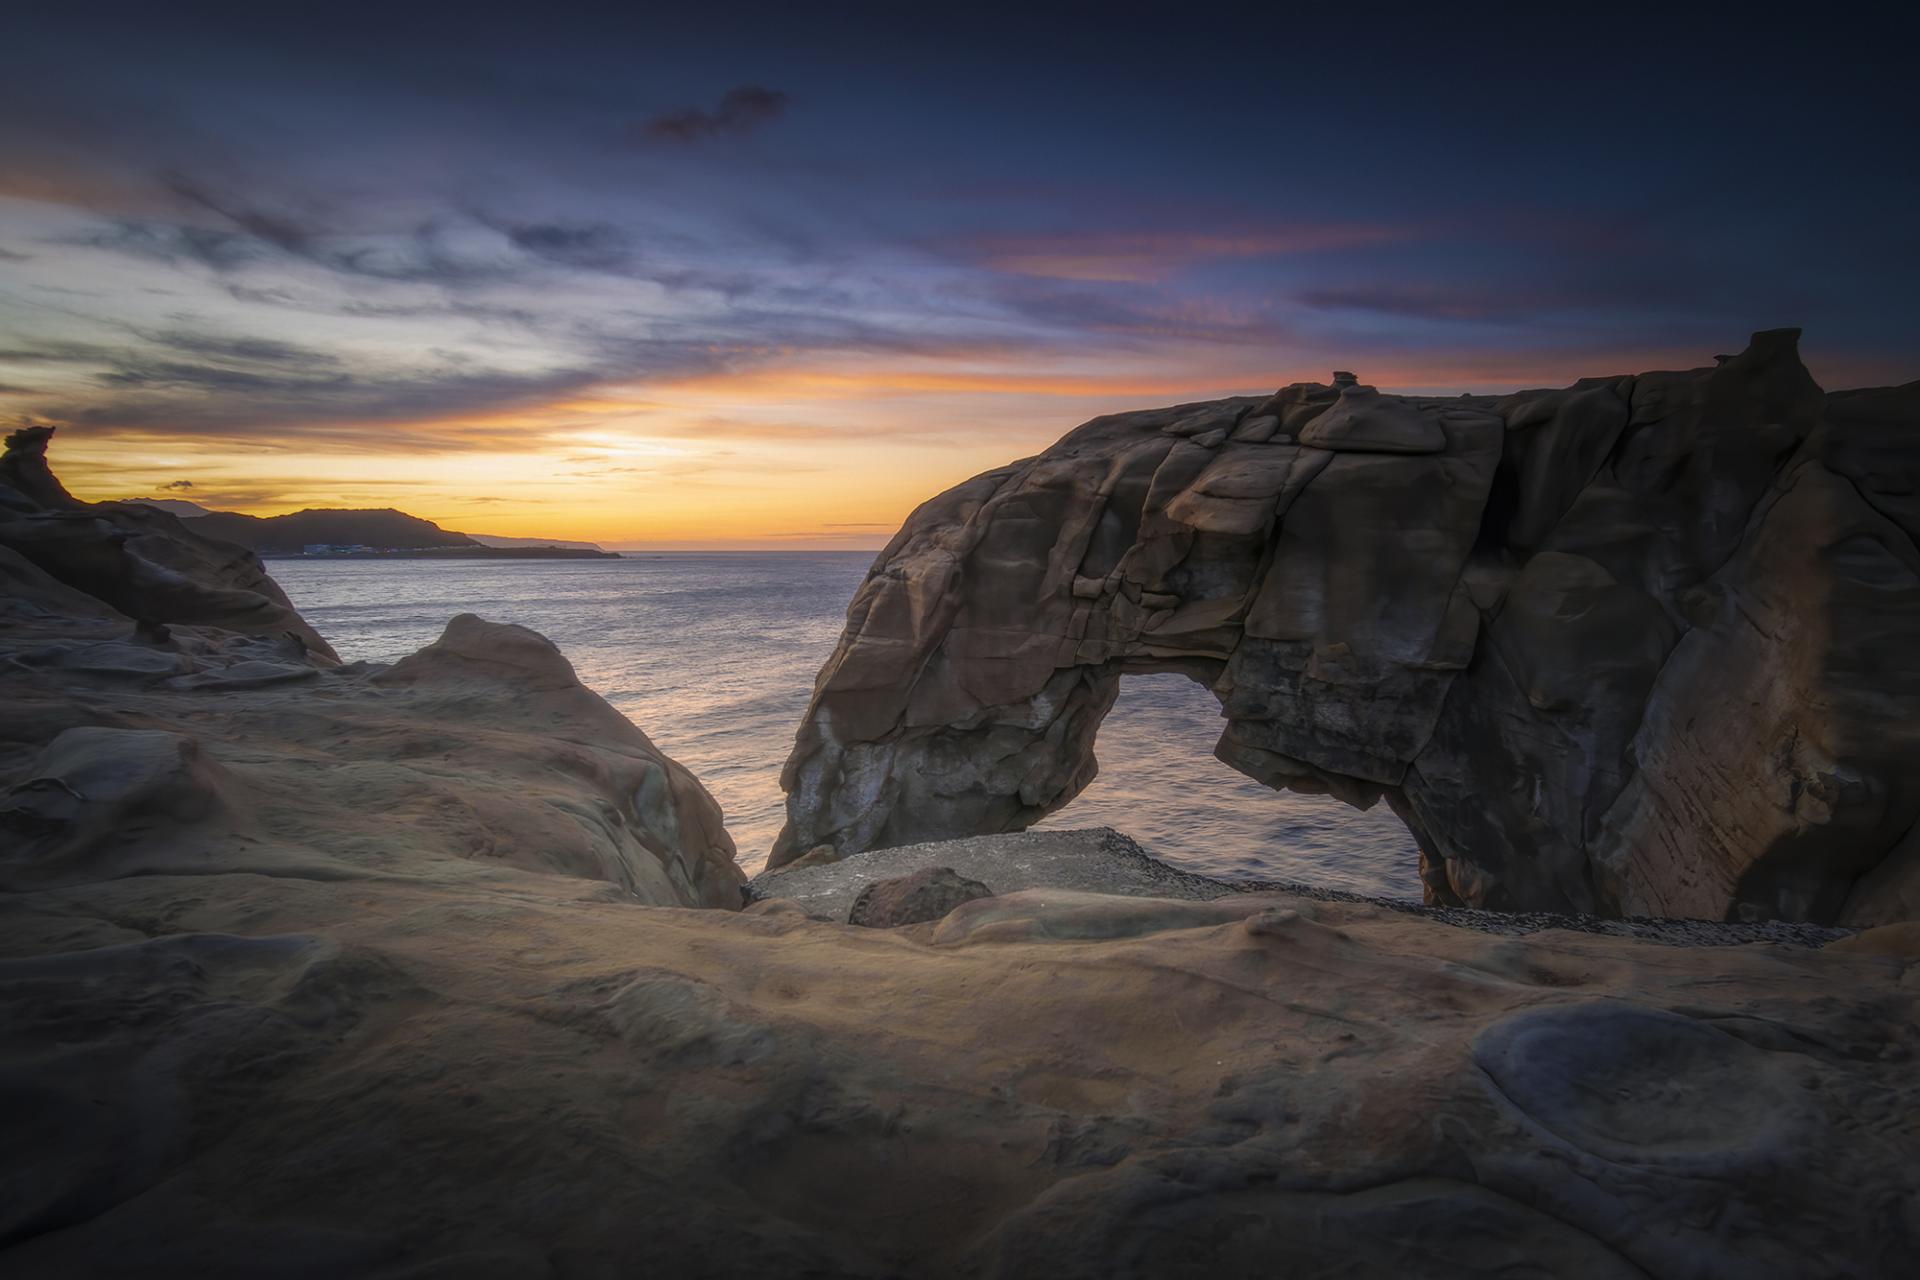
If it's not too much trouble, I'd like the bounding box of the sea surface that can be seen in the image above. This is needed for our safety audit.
[271,555,1422,895]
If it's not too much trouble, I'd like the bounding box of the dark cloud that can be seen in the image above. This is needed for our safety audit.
[32,319,773,449]
[641,85,789,143]
[1296,284,1525,324]
[503,222,636,272]
[0,339,115,363]
[75,176,526,287]
[140,328,344,368]
[0,246,28,261]
[95,358,352,395]
[80,220,259,271]
[54,362,597,445]
[161,479,195,490]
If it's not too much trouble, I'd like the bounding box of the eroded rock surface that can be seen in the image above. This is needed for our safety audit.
[0,428,743,910]
[776,332,1920,925]
[3,424,1916,1276]
[3,854,1913,1277]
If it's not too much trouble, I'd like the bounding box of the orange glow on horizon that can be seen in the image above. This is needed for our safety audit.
[32,339,1836,548]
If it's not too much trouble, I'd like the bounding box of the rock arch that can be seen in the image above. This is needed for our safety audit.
[773,333,1920,925]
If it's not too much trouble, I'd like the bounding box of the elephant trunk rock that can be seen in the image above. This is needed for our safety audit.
[775,332,1920,927]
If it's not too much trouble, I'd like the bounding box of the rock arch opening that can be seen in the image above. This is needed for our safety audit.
[1033,671,1423,896]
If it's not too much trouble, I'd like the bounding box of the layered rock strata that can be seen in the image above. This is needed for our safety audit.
[775,332,1920,925]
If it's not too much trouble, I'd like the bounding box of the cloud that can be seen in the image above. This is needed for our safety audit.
[503,222,636,272]
[0,339,117,364]
[1297,283,1561,324]
[641,85,790,142]
[0,246,28,261]
[51,361,604,447]
[160,478,195,490]
[952,226,1407,283]
[72,176,526,287]
[94,358,353,395]
[139,329,344,368]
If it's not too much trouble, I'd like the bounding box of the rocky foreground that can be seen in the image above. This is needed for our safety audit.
[3,421,1918,1276]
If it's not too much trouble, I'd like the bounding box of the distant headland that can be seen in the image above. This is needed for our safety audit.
[123,498,620,560]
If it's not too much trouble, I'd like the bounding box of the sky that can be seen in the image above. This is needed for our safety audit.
[3,2,1916,548]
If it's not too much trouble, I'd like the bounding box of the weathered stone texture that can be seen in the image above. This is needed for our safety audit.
[776,332,1920,925]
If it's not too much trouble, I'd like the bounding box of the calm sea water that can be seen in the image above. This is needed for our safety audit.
[270,555,1422,895]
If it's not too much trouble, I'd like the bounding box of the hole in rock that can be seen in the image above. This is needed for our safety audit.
[1035,673,1424,898]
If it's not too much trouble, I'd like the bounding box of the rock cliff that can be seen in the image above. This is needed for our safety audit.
[775,332,1920,925]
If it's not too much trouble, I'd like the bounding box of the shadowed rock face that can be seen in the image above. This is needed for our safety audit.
[1,426,339,662]
[775,331,1920,925]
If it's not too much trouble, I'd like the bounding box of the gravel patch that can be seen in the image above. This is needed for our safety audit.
[751,827,1852,947]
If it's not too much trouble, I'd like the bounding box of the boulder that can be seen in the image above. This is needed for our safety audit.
[847,865,993,927]
[774,331,1920,926]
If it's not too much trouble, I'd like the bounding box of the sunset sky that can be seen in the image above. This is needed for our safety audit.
[4,3,1916,548]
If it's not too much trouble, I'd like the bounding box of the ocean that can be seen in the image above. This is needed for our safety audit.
[271,554,1423,895]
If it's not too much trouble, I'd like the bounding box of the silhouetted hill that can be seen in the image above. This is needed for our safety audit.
[192,508,479,554]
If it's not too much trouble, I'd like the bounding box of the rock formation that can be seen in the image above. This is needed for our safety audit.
[847,864,993,927]
[775,332,1920,926]
[2,426,339,660]
[0,428,743,909]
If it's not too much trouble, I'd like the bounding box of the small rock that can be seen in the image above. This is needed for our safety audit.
[1332,370,1359,388]
[848,866,993,928]
[787,843,842,869]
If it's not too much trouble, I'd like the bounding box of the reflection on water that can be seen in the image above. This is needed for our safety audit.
[271,555,1421,894]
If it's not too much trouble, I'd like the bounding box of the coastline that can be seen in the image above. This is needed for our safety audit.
[261,547,622,561]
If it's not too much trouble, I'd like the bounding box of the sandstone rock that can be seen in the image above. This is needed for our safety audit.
[0,425,81,509]
[930,887,1286,944]
[0,433,745,911]
[775,331,1920,926]
[0,727,241,880]
[2,838,1910,1275]
[1296,385,1450,453]
[0,428,337,662]
[786,842,843,869]
[848,865,993,927]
